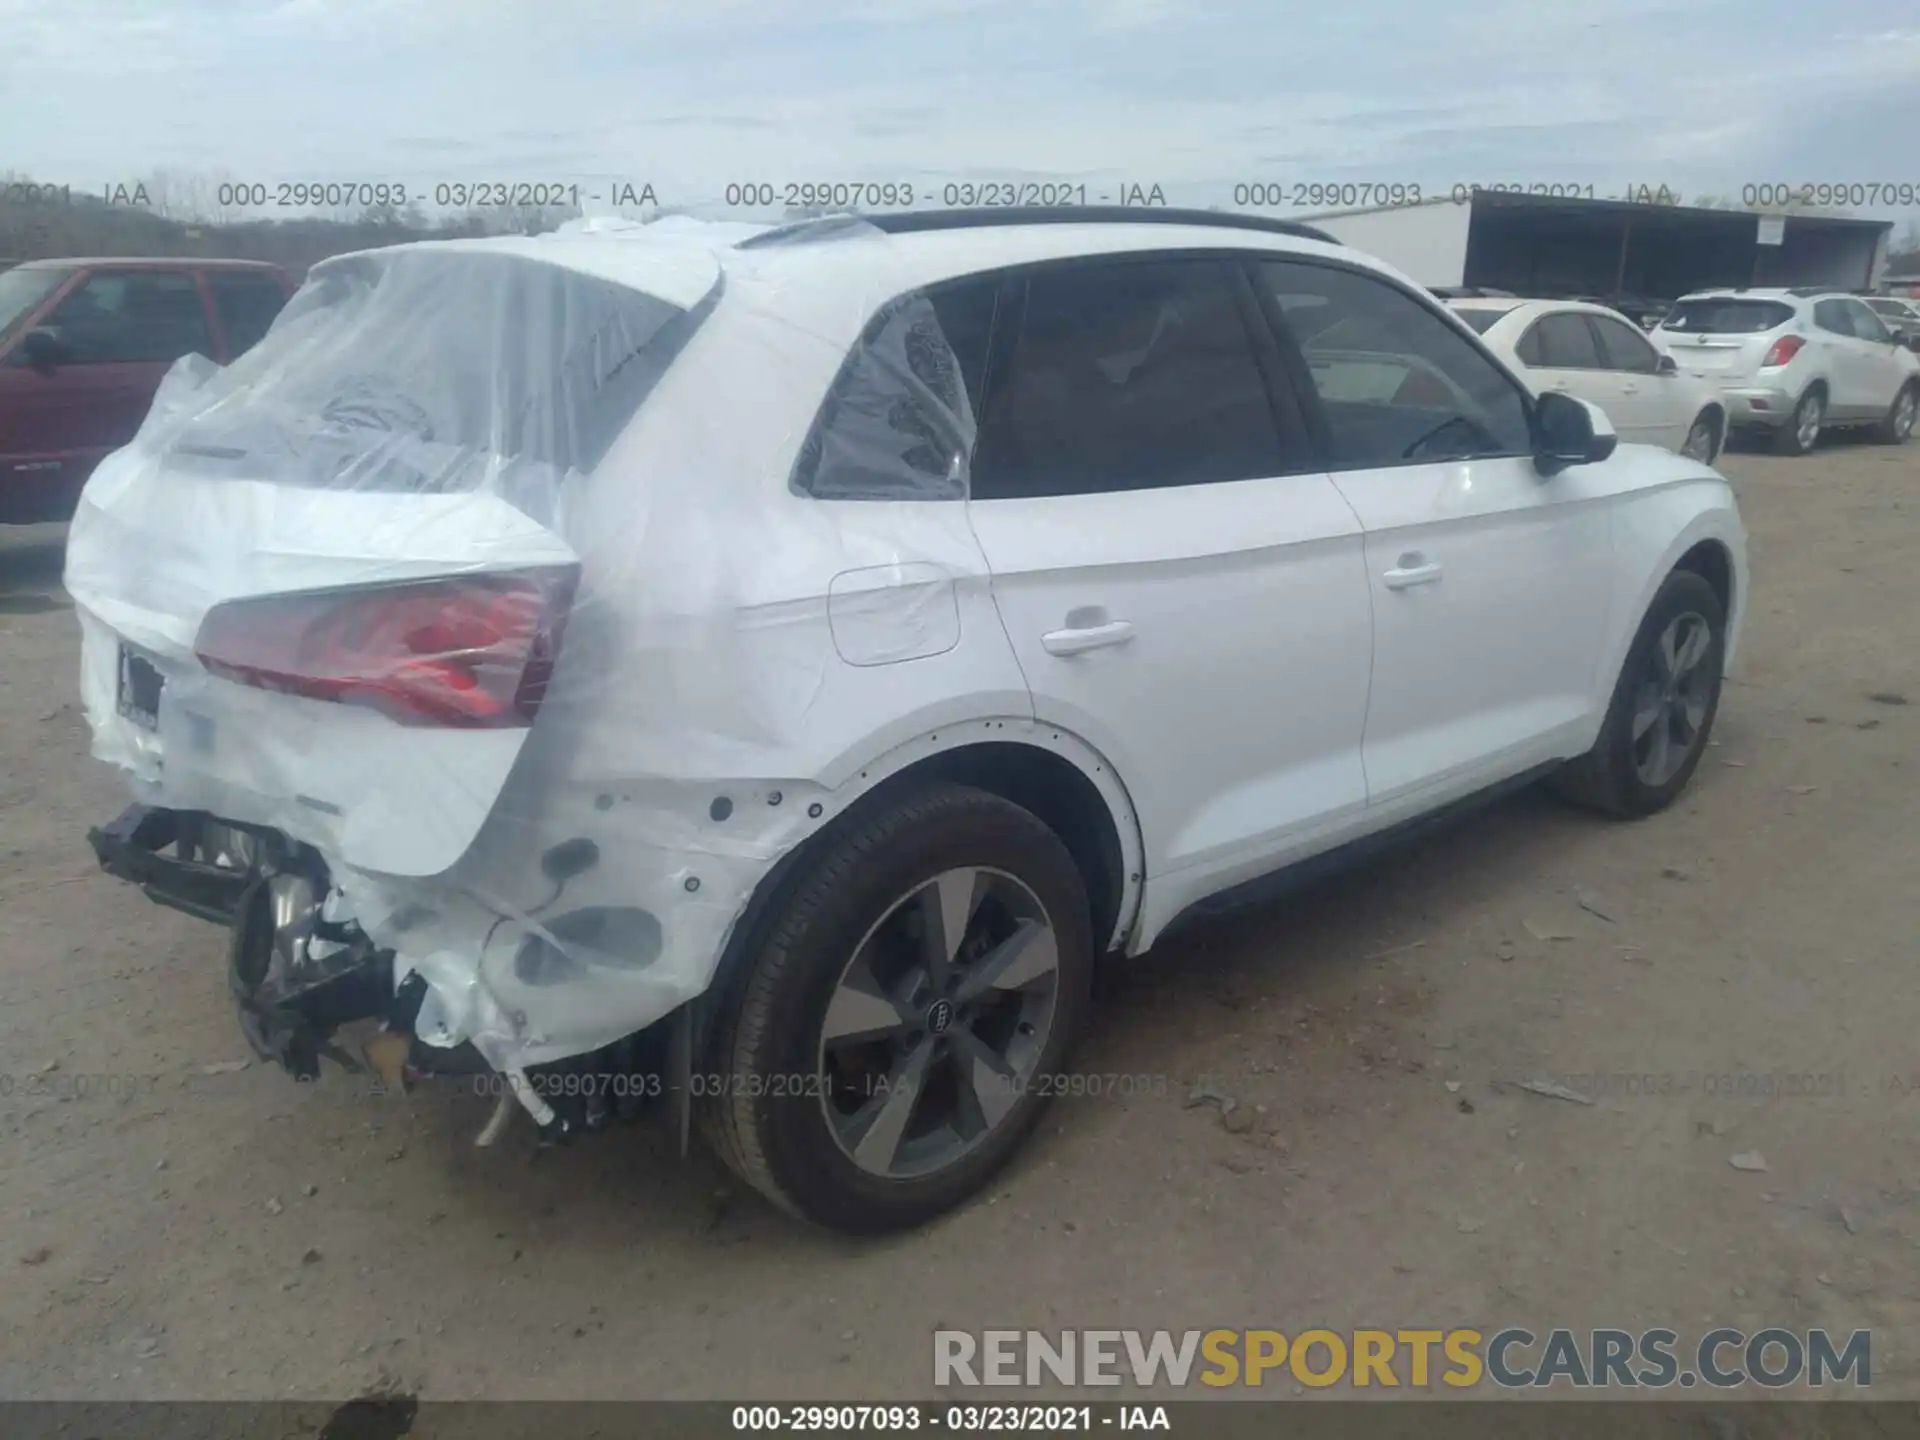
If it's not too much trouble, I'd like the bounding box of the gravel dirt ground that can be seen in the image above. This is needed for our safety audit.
[1,434,1916,1405]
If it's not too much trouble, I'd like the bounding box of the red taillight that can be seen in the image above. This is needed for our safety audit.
[194,566,577,728]
[1761,334,1805,368]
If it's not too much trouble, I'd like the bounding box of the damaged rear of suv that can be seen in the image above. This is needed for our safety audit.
[73,216,1106,1234]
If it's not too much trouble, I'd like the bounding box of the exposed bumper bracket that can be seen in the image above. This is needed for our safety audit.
[86,804,253,926]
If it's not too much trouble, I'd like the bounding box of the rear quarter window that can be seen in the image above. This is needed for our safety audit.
[791,279,992,501]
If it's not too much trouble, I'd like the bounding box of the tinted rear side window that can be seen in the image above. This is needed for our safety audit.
[1526,313,1605,369]
[792,278,995,501]
[972,258,1287,499]
[1812,299,1857,337]
[207,271,289,357]
[1661,300,1794,334]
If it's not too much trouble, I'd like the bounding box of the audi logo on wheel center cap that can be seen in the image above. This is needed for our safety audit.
[925,998,956,1036]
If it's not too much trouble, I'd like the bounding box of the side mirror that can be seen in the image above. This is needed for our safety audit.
[1655,353,1677,375]
[1533,391,1617,476]
[20,327,67,369]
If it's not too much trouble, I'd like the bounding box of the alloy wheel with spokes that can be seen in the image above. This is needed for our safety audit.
[1630,611,1714,786]
[818,866,1059,1180]
[700,781,1093,1233]
[1548,567,1726,818]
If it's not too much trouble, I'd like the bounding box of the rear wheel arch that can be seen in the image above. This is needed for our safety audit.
[698,727,1144,1064]
[899,741,1132,954]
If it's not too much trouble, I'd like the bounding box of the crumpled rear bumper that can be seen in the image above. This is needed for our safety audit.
[84,803,677,1142]
[86,804,252,925]
[87,803,403,1077]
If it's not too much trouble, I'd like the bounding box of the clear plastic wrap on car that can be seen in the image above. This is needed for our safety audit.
[65,216,989,1074]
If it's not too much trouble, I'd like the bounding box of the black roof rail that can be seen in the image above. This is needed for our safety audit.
[738,207,1341,250]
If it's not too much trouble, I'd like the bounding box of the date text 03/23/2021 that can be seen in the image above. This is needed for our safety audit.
[729,1405,1170,1432]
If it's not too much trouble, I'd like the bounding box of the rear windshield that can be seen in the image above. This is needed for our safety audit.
[159,249,702,495]
[1450,308,1507,334]
[1659,299,1794,334]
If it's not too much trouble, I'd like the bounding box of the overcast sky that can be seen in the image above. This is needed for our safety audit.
[4,0,1919,226]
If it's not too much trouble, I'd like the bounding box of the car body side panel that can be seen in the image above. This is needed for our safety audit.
[971,473,1376,945]
[1329,452,1617,806]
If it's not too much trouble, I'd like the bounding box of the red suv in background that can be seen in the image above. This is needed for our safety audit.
[0,257,296,524]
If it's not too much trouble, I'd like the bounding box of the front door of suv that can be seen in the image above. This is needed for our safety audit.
[964,254,1375,935]
[1253,259,1616,811]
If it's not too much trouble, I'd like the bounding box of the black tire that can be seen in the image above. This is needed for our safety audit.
[1549,569,1727,818]
[1873,382,1918,445]
[700,782,1094,1234]
[1681,408,1723,463]
[1773,386,1824,455]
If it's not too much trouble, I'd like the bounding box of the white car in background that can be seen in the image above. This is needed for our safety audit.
[1650,288,1920,455]
[1862,294,1920,350]
[1448,298,1727,462]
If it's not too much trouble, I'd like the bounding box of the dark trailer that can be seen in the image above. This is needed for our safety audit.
[1305,190,1892,302]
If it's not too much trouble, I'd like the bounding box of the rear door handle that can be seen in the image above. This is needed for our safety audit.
[1382,556,1443,590]
[1041,619,1135,656]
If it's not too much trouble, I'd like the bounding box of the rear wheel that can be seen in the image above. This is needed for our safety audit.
[1774,386,1824,455]
[1550,569,1726,818]
[1680,410,1721,462]
[701,782,1093,1233]
[1874,382,1917,445]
